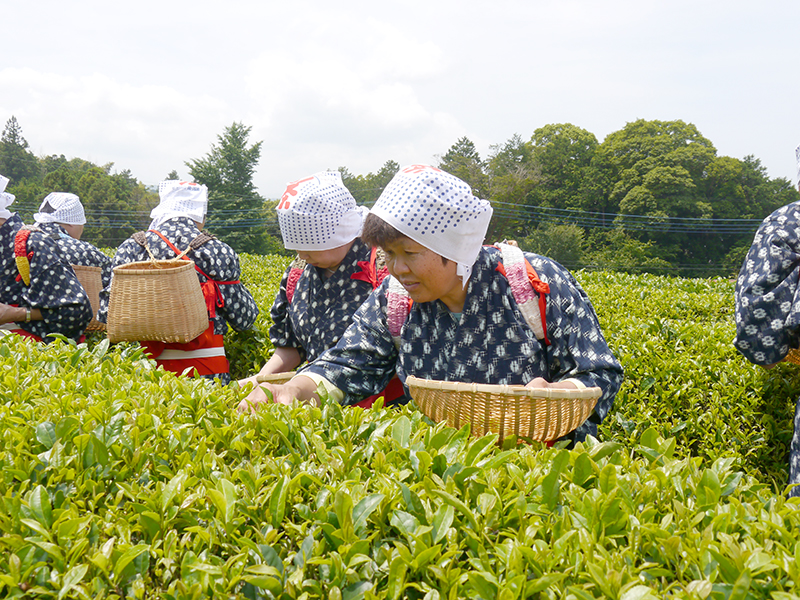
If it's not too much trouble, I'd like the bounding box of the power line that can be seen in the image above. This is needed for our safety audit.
[10,198,770,236]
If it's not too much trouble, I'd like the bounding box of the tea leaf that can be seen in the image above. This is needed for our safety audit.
[30,485,53,529]
[36,422,56,449]
[431,504,454,544]
[58,564,88,600]
[387,556,408,600]
[269,475,289,529]
[353,493,384,532]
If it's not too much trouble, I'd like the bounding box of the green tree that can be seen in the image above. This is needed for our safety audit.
[485,134,539,241]
[339,160,399,206]
[595,120,724,273]
[186,122,268,254]
[520,224,586,269]
[437,137,488,199]
[76,167,142,247]
[527,123,599,212]
[584,229,674,274]
[596,118,716,179]
[0,116,39,182]
[38,161,148,247]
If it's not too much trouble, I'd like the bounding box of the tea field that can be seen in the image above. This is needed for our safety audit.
[1,254,800,598]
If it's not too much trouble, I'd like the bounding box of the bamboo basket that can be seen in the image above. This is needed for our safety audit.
[72,264,105,331]
[256,371,296,385]
[106,259,208,344]
[784,349,800,365]
[406,375,601,444]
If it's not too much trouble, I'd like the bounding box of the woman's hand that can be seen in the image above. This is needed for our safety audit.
[0,303,26,325]
[237,376,320,414]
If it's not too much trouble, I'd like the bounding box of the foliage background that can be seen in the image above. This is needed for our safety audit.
[3,116,797,276]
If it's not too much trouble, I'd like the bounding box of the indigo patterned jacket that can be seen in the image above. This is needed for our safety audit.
[0,214,93,341]
[735,201,800,365]
[270,239,383,364]
[36,222,112,288]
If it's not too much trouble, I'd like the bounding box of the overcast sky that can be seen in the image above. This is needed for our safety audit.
[3,0,798,200]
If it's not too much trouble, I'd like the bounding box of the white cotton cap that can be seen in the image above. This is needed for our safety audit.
[0,175,14,220]
[796,145,800,184]
[0,192,14,220]
[276,170,367,251]
[149,181,208,230]
[370,164,493,286]
[34,192,87,225]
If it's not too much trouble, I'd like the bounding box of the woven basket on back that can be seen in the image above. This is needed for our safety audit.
[406,375,601,444]
[71,264,105,331]
[784,349,800,365]
[106,259,208,344]
[256,371,297,385]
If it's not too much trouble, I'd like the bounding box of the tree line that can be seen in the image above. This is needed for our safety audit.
[341,122,798,276]
[0,117,279,256]
[2,116,795,276]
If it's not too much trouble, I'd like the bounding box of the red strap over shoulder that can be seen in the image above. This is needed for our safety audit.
[495,248,550,346]
[286,267,303,304]
[14,228,34,285]
[149,230,238,318]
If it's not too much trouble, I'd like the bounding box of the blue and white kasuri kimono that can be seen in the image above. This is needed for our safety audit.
[734,200,800,496]
[302,246,624,442]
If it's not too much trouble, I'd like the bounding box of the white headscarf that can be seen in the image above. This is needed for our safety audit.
[0,175,15,220]
[796,145,800,186]
[34,192,87,225]
[370,164,493,286]
[149,181,208,230]
[277,170,368,251]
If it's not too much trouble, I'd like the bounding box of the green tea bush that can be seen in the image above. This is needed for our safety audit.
[225,253,293,380]
[580,271,800,489]
[3,256,800,597]
[2,336,800,598]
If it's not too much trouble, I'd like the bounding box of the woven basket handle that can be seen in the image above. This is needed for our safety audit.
[133,231,192,264]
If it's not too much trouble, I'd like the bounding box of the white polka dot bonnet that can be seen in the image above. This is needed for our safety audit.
[34,192,87,226]
[0,174,14,220]
[276,170,368,251]
[370,164,493,286]
[149,181,208,230]
[796,144,800,184]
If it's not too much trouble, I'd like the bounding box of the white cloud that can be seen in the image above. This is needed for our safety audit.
[2,0,799,196]
[0,67,230,180]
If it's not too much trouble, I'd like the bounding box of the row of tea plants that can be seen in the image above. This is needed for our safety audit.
[0,255,799,597]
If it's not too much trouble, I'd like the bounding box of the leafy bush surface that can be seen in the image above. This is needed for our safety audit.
[2,259,800,598]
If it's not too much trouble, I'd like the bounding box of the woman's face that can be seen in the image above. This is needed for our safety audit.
[382,237,467,312]
[297,241,353,271]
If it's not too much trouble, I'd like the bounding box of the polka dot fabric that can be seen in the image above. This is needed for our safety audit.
[370,165,493,283]
[34,192,86,226]
[734,200,800,497]
[37,222,112,288]
[277,171,366,251]
[269,239,380,362]
[734,200,800,365]
[0,214,93,341]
